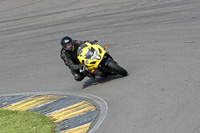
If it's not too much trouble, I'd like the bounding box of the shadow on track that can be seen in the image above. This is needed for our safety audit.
[82,75,125,88]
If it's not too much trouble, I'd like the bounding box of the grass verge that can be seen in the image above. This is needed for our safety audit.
[0,109,55,133]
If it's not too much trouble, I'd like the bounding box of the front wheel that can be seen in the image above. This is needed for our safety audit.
[107,61,127,76]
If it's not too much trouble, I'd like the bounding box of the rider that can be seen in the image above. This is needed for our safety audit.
[60,36,98,81]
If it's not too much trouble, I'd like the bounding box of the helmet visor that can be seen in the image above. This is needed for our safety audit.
[63,43,73,50]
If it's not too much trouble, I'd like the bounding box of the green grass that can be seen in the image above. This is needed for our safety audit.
[0,109,56,133]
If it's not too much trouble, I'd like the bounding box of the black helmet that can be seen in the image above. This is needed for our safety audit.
[60,36,74,51]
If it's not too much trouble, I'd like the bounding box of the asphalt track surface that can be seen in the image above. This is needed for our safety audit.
[0,0,200,133]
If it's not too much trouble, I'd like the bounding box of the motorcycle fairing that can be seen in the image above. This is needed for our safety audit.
[77,42,106,70]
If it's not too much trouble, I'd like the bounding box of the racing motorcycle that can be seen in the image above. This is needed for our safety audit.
[77,42,127,79]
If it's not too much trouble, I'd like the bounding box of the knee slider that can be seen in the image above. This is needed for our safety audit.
[74,74,83,81]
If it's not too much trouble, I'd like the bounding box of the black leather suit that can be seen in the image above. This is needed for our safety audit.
[60,40,96,81]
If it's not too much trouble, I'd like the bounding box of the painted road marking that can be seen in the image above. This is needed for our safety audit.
[4,95,64,111]
[0,93,107,133]
[48,101,97,122]
[61,122,92,133]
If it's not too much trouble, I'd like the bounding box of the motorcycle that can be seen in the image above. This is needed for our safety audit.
[77,41,127,79]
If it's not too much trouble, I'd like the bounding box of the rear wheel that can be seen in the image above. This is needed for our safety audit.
[107,61,127,76]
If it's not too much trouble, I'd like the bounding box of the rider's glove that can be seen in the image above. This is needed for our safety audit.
[93,40,99,43]
[84,40,99,44]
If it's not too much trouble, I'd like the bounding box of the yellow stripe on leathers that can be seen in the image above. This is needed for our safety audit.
[4,95,64,111]
[48,101,96,123]
[61,122,92,133]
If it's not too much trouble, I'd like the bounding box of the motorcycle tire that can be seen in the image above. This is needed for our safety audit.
[107,60,128,76]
